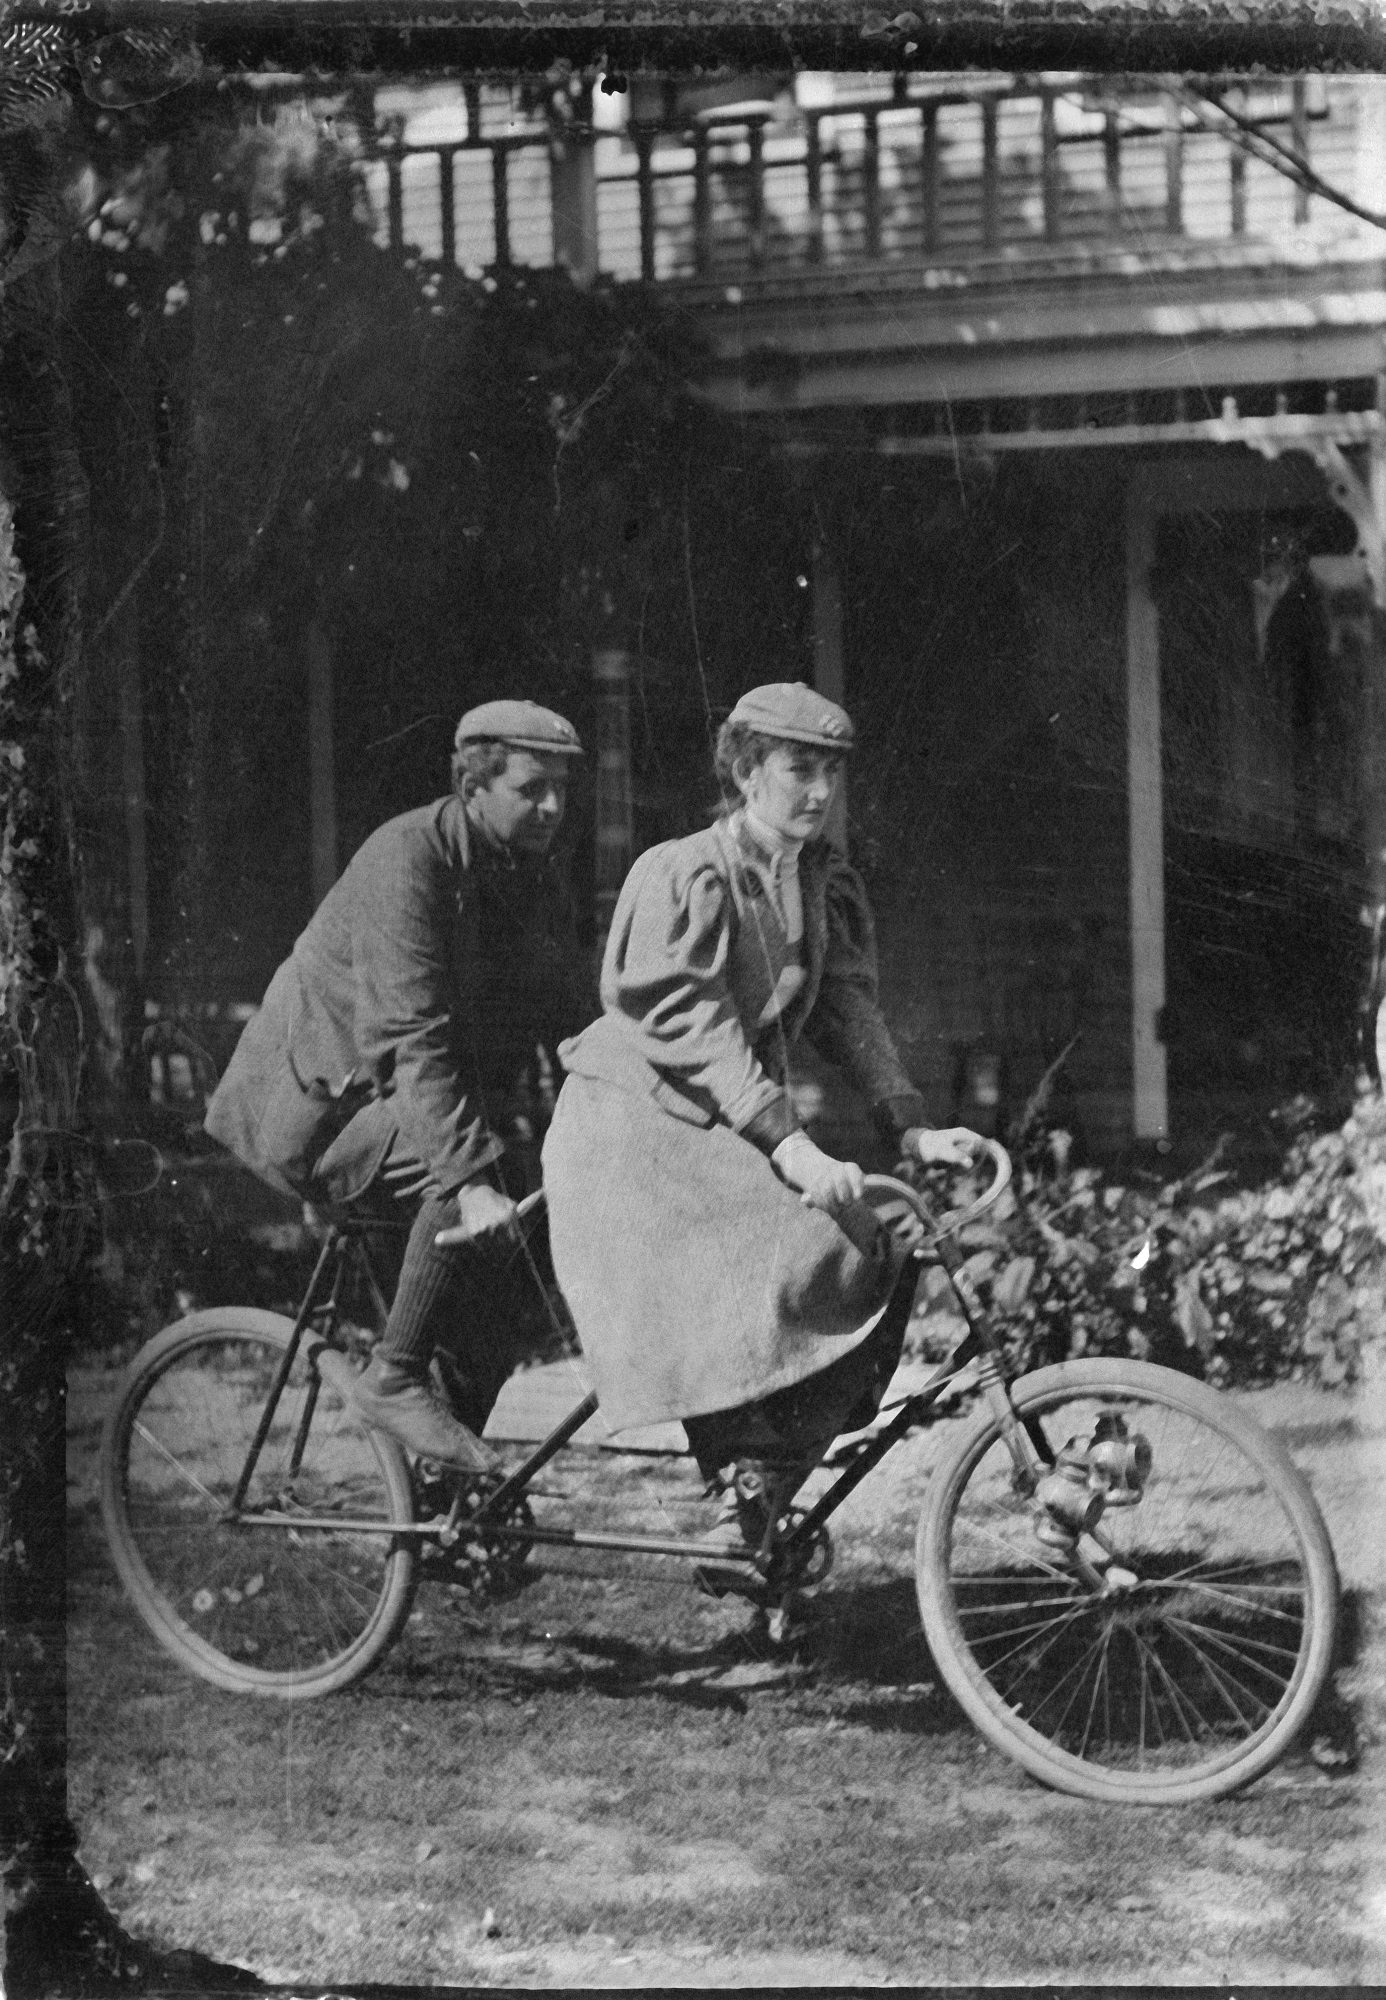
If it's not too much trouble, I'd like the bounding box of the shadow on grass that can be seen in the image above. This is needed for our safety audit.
[372,1563,1369,1771]
[373,1572,983,1731]
[71,1475,1367,1773]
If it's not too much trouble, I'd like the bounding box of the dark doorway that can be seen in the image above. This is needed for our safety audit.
[1154,505,1363,1139]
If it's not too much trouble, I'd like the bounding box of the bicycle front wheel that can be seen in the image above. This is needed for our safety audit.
[101,1311,417,1698]
[916,1359,1339,1804]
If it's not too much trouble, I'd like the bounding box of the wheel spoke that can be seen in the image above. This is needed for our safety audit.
[1076,1621,1118,1760]
[955,1584,1087,1609]
[1146,1572,1307,1627]
[1020,1623,1120,1735]
[1158,1609,1303,1670]
[130,1419,228,1510]
[1129,1624,1203,1746]
[957,1530,1080,1589]
[962,1599,1098,1677]
[1137,1645,1165,1757]
[1160,1614,1282,1726]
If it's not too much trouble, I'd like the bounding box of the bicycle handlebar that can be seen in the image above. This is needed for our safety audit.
[861,1137,1012,1244]
[454,1146,1010,1243]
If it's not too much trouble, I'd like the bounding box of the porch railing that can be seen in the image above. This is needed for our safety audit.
[354,76,1349,285]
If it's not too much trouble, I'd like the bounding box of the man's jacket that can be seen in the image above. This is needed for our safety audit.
[205,794,590,1203]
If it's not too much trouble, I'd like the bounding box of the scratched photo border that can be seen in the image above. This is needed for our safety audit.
[5,1,1385,1994]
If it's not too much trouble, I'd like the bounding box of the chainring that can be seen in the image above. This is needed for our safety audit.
[414,1466,537,1601]
[767,1508,834,1592]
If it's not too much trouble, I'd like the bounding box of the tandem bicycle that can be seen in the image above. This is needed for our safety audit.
[99,1141,1340,1806]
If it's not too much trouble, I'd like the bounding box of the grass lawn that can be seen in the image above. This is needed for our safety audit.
[67,1356,1386,1988]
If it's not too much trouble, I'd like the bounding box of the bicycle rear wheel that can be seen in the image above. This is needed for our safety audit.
[916,1359,1339,1804]
[101,1311,417,1697]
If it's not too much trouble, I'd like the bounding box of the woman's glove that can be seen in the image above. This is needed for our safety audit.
[771,1129,866,1213]
[903,1125,984,1169]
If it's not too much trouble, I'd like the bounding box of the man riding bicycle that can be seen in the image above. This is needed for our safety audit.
[205,698,590,1474]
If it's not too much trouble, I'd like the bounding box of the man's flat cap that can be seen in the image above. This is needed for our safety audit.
[727,681,854,750]
[454,699,584,756]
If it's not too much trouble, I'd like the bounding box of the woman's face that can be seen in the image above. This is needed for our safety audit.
[738,742,843,842]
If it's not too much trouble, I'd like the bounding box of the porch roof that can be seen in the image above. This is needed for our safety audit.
[693,246,1386,412]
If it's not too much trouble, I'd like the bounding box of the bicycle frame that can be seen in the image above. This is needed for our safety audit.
[222,1156,1053,1594]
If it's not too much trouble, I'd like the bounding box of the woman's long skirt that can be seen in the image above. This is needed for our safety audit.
[541,1072,899,1436]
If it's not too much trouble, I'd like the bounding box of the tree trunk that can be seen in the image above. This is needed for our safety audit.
[0,84,259,2000]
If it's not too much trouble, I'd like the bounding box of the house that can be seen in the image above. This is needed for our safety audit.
[336,68,1386,1156]
[92,66,1386,1157]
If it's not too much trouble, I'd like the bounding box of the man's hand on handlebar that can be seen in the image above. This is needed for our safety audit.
[903,1125,987,1169]
[771,1129,866,1214]
[433,1181,519,1248]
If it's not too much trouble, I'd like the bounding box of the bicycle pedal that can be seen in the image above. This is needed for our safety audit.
[693,1562,768,1605]
[764,1602,807,1649]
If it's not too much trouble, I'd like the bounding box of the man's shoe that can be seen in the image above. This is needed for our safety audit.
[348,1355,500,1475]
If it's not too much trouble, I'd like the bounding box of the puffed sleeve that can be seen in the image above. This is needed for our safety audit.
[803,850,929,1148]
[600,843,799,1149]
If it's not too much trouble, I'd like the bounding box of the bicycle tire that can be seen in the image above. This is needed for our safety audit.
[915,1358,1339,1804]
[100,1311,418,1698]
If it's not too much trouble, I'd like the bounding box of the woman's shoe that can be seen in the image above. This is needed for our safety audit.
[693,1462,777,1598]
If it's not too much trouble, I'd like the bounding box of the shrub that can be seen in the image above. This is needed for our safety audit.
[906,1083,1386,1392]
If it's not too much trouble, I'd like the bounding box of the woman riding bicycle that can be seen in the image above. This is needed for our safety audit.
[543,681,981,1564]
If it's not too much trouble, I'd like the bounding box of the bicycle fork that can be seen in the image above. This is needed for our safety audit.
[919,1235,1152,1594]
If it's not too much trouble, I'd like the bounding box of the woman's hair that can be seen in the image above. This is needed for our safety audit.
[451,738,512,798]
[712,721,780,807]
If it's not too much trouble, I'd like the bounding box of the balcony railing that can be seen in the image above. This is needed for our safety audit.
[353,75,1355,286]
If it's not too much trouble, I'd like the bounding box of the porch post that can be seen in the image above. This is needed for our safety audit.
[1361,402,1386,1082]
[810,536,848,850]
[1366,406,1386,913]
[116,632,149,983]
[550,113,599,287]
[1125,483,1170,1140]
[593,645,633,946]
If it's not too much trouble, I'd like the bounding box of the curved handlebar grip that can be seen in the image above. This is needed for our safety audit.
[861,1138,1013,1244]
[950,1138,1012,1230]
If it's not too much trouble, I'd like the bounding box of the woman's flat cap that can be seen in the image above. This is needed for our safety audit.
[454,700,585,755]
[727,681,854,750]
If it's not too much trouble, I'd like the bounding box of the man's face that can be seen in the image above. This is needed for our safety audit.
[468,748,571,855]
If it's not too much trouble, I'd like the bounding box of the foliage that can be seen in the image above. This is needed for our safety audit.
[907,1083,1386,1392]
[0,434,101,1283]
[77,1134,577,1365]
[61,85,721,1000]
